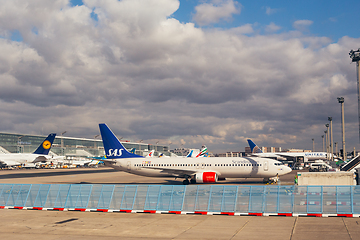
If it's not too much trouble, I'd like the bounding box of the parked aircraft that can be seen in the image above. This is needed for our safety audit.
[196,145,208,158]
[247,139,331,161]
[146,150,155,157]
[0,133,56,167]
[99,123,292,184]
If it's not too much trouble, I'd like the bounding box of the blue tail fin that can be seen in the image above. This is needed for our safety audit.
[99,123,143,159]
[247,139,263,153]
[33,133,56,155]
[186,150,193,158]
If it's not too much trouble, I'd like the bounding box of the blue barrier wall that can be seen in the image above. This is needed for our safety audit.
[0,184,359,215]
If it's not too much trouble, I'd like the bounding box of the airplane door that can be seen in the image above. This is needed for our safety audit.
[263,161,268,171]
[127,161,131,170]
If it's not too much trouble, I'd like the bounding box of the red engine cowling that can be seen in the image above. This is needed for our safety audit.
[195,172,218,183]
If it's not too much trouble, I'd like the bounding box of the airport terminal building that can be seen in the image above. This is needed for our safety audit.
[0,132,170,158]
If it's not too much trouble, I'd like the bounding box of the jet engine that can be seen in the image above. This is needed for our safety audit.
[195,172,218,183]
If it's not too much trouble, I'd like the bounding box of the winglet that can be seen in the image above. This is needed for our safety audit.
[33,133,56,155]
[99,123,143,159]
[247,139,263,153]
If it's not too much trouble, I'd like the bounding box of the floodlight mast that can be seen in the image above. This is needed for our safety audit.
[328,117,333,161]
[349,48,360,143]
[337,97,346,161]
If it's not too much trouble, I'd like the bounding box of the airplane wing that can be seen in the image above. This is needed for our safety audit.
[142,166,199,178]
[274,153,297,159]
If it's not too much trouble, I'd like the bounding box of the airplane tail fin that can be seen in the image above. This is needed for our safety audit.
[99,123,143,159]
[33,133,56,155]
[129,148,136,154]
[196,145,208,158]
[147,149,155,157]
[247,139,263,153]
[186,150,193,158]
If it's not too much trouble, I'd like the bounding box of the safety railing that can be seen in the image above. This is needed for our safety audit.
[0,184,359,217]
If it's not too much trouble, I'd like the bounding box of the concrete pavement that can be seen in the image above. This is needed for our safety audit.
[0,209,359,239]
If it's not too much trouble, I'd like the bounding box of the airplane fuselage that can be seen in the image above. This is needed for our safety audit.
[253,152,330,161]
[104,157,291,179]
[0,154,50,166]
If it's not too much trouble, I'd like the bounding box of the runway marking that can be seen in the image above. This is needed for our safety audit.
[230,219,249,239]
[342,218,353,240]
[290,216,298,240]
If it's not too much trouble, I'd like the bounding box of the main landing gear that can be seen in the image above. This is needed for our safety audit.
[182,178,196,185]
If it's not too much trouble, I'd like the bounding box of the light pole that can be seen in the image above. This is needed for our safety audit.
[349,48,360,143]
[334,142,338,157]
[322,135,325,152]
[337,97,346,161]
[325,124,329,160]
[94,134,100,149]
[17,135,24,153]
[328,117,333,161]
[61,131,67,156]
[312,138,315,152]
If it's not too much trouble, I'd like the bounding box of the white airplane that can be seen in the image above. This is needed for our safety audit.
[99,123,292,184]
[0,133,56,167]
[247,139,331,161]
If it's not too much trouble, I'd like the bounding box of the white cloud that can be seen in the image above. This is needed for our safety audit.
[293,19,313,31]
[193,0,241,26]
[265,22,281,33]
[265,6,279,15]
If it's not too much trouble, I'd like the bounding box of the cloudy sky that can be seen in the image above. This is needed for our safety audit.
[0,0,359,153]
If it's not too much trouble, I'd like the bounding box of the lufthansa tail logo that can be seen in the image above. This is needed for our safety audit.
[42,140,51,150]
[108,149,123,157]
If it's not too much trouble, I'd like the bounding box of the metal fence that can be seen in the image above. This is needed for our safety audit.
[0,184,359,217]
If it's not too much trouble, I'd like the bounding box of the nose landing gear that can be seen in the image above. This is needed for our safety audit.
[263,174,279,184]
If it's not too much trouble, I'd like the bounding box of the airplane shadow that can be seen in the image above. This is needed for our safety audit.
[0,168,118,179]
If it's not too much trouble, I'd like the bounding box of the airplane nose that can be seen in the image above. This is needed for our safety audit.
[285,166,292,174]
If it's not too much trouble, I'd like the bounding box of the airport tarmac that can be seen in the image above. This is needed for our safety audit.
[0,166,298,185]
[1,167,359,240]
